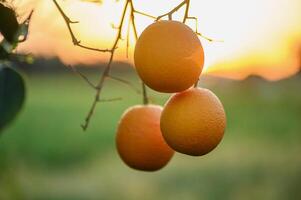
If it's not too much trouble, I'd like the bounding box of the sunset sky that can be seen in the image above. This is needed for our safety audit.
[11,0,301,80]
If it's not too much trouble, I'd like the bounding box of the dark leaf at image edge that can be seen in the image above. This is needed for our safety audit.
[0,66,26,132]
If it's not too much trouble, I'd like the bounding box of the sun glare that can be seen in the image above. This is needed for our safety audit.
[17,0,301,80]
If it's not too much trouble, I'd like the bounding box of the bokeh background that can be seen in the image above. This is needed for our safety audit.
[1,61,301,200]
[1,0,301,199]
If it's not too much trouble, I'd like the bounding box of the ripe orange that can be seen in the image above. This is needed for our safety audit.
[116,105,174,171]
[134,20,204,93]
[160,88,226,156]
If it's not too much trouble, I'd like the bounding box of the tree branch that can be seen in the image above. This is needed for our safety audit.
[54,0,215,130]
[141,81,149,105]
[133,10,156,20]
[70,65,97,89]
[98,97,122,102]
[80,0,130,131]
[129,0,149,105]
[183,0,190,23]
[18,10,34,43]
[107,75,141,94]
[187,17,223,42]
[156,0,187,21]
[53,0,112,53]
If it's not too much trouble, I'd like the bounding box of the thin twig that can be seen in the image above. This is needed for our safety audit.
[80,0,130,131]
[156,0,187,21]
[98,97,122,102]
[126,14,131,58]
[187,16,199,32]
[142,82,149,105]
[196,32,223,42]
[194,78,199,88]
[129,0,149,104]
[133,10,156,19]
[53,0,112,53]
[183,0,190,23]
[129,0,138,38]
[18,10,34,43]
[107,75,141,94]
[70,65,97,89]
[196,32,213,42]
[186,17,223,42]
[54,0,212,130]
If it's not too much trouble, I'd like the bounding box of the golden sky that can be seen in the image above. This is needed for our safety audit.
[13,0,301,80]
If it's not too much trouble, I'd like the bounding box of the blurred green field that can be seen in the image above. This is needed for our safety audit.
[0,69,301,200]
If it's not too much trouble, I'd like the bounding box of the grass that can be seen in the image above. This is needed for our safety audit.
[0,70,301,200]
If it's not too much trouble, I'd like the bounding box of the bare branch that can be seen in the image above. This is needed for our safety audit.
[54,0,213,130]
[183,0,190,23]
[194,78,199,87]
[187,16,199,32]
[129,1,138,40]
[129,0,149,105]
[80,0,103,3]
[156,0,186,21]
[142,81,149,105]
[196,32,213,42]
[52,0,112,53]
[98,97,122,102]
[21,9,34,24]
[186,17,223,42]
[76,43,112,52]
[69,65,97,89]
[133,10,156,19]
[80,0,130,131]
[130,14,138,40]
[126,15,131,58]
[196,32,223,42]
[18,10,34,43]
[108,75,141,94]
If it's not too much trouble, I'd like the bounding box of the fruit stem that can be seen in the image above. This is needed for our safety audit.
[142,83,149,105]
[194,79,199,88]
[183,0,190,23]
[54,0,197,130]
[156,0,187,21]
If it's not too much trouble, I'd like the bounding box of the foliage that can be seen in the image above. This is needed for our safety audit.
[0,65,25,132]
[0,3,19,43]
[0,2,32,133]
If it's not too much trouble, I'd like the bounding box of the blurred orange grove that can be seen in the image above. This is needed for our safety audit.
[8,0,301,80]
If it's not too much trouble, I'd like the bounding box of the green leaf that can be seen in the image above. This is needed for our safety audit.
[0,66,26,132]
[0,3,19,44]
[0,45,9,60]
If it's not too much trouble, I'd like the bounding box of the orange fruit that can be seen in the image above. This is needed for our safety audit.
[160,87,226,156]
[116,105,174,171]
[134,20,204,93]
